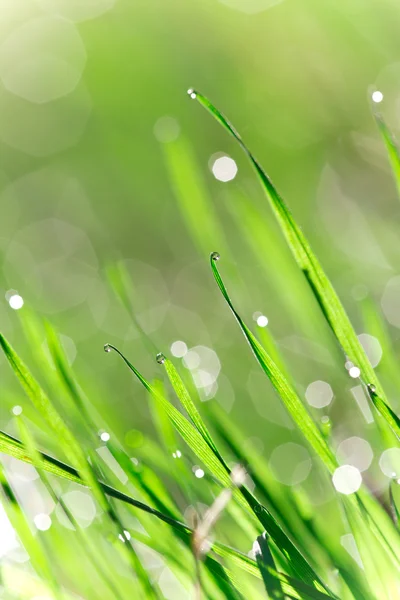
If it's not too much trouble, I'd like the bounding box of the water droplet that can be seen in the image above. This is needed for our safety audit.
[187,88,197,99]
[320,416,332,437]
[104,343,112,353]
[367,383,376,394]
[254,504,263,515]
[211,251,220,262]
[156,352,166,364]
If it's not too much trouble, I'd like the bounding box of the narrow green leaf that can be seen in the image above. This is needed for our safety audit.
[190,90,399,440]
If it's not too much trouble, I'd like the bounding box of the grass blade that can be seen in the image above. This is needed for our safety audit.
[104,343,336,596]
[254,533,285,599]
[190,89,400,440]
[210,254,336,473]
[162,356,223,459]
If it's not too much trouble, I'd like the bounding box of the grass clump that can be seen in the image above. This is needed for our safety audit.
[0,90,400,600]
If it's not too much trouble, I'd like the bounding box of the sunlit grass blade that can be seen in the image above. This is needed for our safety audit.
[190,89,399,439]
[210,254,336,473]
[0,462,62,599]
[0,333,162,599]
[0,426,338,598]
[104,343,336,595]
[16,416,126,600]
[374,109,400,198]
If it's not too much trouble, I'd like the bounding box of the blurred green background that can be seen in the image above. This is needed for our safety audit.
[2,0,400,583]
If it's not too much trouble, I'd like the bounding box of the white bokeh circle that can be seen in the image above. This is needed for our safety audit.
[0,16,86,103]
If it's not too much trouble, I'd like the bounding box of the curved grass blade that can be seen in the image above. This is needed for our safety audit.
[190,90,400,440]
[210,254,336,474]
[105,343,336,596]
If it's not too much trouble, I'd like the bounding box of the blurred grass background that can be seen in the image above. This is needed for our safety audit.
[2,1,400,594]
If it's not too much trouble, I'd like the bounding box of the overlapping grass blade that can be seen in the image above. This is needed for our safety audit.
[0,425,338,598]
[190,89,400,439]
[162,357,222,458]
[0,333,162,599]
[104,344,336,595]
[16,416,126,600]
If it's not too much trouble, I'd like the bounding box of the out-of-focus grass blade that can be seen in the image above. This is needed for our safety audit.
[0,462,62,599]
[254,533,285,599]
[210,255,336,473]
[374,110,400,198]
[105,344,336,596]
[190,90,399,440]
[161,133,230,258]
[389,482,400,529]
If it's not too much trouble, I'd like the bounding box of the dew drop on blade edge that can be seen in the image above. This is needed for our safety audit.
[367,383,376,394]
[104,343,112,353]
[156,352,166,364]
[211,251,220,261]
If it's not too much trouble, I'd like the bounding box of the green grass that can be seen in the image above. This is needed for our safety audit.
[1,90,400,600]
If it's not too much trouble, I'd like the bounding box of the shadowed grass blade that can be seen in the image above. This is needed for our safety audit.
[190,90,400,440]
[254,533,285,599]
